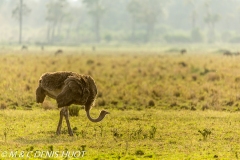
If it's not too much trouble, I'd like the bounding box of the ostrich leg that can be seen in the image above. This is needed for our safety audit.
[63,107,73,136]
[56,108,65,135]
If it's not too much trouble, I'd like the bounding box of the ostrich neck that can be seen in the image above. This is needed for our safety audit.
[86,110,105,122]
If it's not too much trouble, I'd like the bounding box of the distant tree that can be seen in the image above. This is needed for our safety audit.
[184,0,203,42]
[127,0,168,42]
[203,2,220,42]
[204,13,220,32]
[0,0,5,7]
[184,0,198,29]
[46,0,69,43]
[127,0,141,41]
[236,6,240,33]
[65,12,74,39]
[83,0,105,43]
[12,0,31,44]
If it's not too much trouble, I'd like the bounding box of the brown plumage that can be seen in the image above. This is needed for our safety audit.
[36,71,109,136]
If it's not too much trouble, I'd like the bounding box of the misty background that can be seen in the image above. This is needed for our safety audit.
[0,0,240,45]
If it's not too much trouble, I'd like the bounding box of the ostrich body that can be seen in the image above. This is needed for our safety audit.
[36,71,109,136]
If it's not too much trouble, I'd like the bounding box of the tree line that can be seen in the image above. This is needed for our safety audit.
[4,0,240,44]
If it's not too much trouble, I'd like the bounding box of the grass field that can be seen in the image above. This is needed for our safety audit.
[1,109,240,159]
[0,44,240,159]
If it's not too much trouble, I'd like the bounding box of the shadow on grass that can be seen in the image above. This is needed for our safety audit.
[14,130,78,145]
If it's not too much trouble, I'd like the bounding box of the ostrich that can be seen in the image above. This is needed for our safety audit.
[36,71,109,136]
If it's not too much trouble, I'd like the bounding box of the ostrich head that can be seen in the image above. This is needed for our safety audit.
[100,110,110,116]
[36,85,46,103]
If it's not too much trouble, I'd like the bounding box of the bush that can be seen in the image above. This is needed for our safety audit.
[235,77,240,82]
[98,99,106,106]
[42,101,55,110]
[86,59,94,65]
[148,100,155,107]
[104,34,112,42]
[229,36,240,43]
[69,105,81,117]
[135,149,144,156]
[191,28,203,42]
[207,73,220,82]
[0,103,7,110]
[164,33,191,43]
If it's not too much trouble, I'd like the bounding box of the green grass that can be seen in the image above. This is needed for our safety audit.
[1,45,240,159]
[0,109,240,159]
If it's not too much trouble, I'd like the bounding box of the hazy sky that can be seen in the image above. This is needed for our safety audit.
[1,0,240,44]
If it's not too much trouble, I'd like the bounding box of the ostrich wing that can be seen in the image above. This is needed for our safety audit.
[66,77,90,104]
[67,79,83,94]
